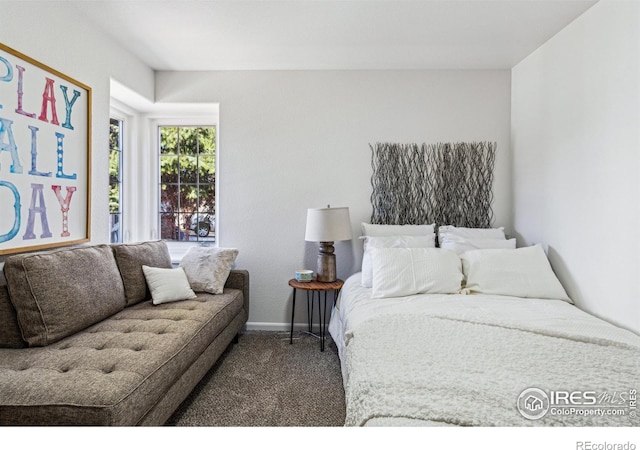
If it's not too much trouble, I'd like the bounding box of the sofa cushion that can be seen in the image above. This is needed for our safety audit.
[3,245,126,347]
[0,274,26,349]
[112,241,172,306]
[0,289,244,425]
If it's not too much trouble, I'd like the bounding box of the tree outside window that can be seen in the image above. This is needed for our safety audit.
[159,126,216,242]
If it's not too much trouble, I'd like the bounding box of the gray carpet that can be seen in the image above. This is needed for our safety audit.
[166,331,346,426]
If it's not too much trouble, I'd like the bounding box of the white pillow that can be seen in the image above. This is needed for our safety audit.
[142,266,197,305]
[361,235,436,287]
[461,245,571,302]
[179,247,239,294]
[438,225,506,242]
[440,237,516,255]
[370,248,463,299]
[361,222,435,237]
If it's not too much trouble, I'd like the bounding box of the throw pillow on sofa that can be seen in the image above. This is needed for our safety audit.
[142,265,197,305]
[179,247,239,294]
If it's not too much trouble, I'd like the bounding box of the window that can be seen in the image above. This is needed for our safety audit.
[109,118,123,243]
[159,126,216,243]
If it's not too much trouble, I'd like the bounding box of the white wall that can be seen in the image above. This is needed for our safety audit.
[0,1,155,250]
[511,0,640,333]
[156,70,512,328]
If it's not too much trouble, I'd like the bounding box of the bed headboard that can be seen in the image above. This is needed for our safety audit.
[370,142,496,228]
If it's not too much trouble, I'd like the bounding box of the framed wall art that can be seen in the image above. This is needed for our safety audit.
[0,43,91,255]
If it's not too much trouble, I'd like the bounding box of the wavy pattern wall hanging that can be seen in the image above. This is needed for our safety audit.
[370,142,496,227]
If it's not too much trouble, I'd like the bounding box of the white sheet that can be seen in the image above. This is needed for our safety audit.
[328,272,640,426]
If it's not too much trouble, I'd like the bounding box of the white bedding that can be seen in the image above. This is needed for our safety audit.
[328,273,640,426]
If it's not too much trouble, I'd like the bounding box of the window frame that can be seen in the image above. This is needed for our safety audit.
[157,124,217,244]
[149,117,218,258]
[108,114,125,243]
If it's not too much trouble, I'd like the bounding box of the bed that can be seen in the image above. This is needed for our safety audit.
[328,224,640,427]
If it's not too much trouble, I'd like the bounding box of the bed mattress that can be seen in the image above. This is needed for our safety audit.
[329,273,640,426]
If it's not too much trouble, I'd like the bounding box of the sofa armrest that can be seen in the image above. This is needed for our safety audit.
[225,270,249,321]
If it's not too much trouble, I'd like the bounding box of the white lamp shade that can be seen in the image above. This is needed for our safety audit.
[304,207,352,242]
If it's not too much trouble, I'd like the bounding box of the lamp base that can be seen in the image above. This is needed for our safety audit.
[316,241,336,282]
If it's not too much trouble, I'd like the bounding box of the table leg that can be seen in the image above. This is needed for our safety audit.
[315,290,320,337]
[289,287,296,344]
[307,291,313,333]
[321,290,327,351]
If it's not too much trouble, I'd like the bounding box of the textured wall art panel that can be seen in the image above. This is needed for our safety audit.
[370,142,496,228]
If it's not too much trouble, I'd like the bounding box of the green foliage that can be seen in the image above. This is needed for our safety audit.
[159,126,217,239]
[109,119,121,214]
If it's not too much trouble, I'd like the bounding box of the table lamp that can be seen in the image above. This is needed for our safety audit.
[304,206,352,282]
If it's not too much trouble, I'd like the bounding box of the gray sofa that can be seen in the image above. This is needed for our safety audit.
[0,241,249,426]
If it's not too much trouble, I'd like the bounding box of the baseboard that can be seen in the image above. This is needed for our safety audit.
[246,322,325,332]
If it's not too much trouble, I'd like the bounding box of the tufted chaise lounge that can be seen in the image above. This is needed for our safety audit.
[0,241,249,426]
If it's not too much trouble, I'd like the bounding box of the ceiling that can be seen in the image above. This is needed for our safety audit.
[72,0,599,71]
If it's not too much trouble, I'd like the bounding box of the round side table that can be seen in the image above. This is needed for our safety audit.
[288,278,344,351]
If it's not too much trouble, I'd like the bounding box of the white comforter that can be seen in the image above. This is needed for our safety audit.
[328,273,640,426]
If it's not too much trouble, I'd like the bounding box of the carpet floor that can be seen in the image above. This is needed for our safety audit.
[166,331,346,426]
